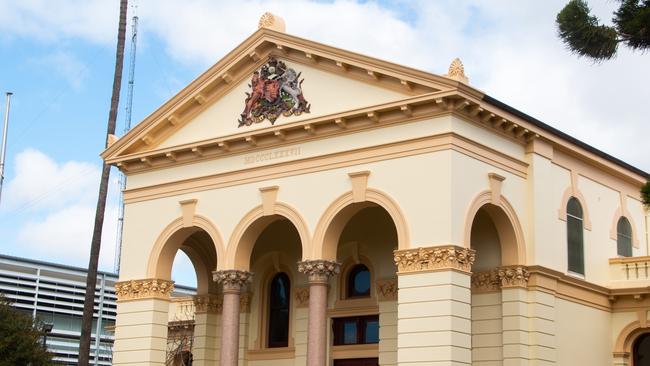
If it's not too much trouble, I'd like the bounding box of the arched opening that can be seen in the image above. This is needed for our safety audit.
[635,333,650,365]
[469,203,521,365]
[156,227,219,366]
[328,203,397,366]
[244,216,303,351]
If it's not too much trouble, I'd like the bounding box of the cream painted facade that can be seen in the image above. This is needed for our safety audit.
[105,15,650,366]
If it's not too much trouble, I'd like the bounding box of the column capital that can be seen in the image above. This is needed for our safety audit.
[115,278,175,301]
[497,265,530,288]
[212,270,253,292]
[393,245,475,274]
[297,259,341,283]
[471,265,530,292]
[193,295,223,314]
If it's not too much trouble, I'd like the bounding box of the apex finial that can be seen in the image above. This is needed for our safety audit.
[446,58,469,83]
[258,12,286,32]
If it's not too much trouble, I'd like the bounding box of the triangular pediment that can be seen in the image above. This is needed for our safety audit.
[103,27,472,163]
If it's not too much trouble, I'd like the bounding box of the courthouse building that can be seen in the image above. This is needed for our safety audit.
[104,14,649,366]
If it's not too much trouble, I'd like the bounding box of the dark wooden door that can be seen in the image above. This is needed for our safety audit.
[333,358,379,366]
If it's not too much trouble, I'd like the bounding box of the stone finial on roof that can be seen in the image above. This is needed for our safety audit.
[258,12,286,32]
[446,58,469,83]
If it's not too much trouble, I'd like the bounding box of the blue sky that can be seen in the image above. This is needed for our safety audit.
[0,0,648,287]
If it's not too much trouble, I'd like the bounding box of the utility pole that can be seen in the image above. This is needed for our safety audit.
[114,13,139,274]
[78,0,128,364]
[0,92,13,207]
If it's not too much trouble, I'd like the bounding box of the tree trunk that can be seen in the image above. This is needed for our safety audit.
[78,0,128,364]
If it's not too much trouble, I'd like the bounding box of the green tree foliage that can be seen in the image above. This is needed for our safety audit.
[642,181,650,209]
[0,295,53,366]
[556,0,650,60]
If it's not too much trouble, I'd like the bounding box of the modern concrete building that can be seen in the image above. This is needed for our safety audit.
[0,254,196,365]
[0,254,117,365]
[103,13,649,366]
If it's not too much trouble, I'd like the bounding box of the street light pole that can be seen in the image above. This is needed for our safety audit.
[0,92,13,207]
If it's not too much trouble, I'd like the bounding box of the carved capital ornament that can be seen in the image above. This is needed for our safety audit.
[295,286,310,307]
[376,279,398,301]
[213,270,253,292]
[393,246,475,273]
[115,278,175,301]
[471,265,530,292]
[297,260,341,283]
[193,295,222,314]
[498,266,530,288]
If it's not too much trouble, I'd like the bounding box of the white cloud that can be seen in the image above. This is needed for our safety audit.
[16,203,118,272]
[1,149,121,272]
[0,0,119,44]
[2,148,99,212]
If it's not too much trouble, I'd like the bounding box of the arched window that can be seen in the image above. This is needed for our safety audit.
[567,197,584,275]
[617,217,633,257]
[268,272,290,348]
[347,264,371,298]
[634,332,650,366]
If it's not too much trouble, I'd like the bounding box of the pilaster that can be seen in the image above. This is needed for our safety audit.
[378,278,398,366]
[471,270,503,365]
[499,266,531,366]
[192,295,221,366]
[394,245,475,366]
[112,278,174,366]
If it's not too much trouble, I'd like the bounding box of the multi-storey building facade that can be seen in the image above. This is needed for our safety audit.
[104,14,649,366]
[0,254,195,365]
[0,254,117,365]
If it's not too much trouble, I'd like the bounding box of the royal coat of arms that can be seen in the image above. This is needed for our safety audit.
[238,57,310,127]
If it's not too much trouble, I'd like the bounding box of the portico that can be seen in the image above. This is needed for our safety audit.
[106,12,649,366]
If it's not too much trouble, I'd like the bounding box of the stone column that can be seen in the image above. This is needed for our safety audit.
[394,245,475,366]
[213,270,253,366]
[498,266,531,366]
[298,259,341,366]
[112,279,174,366]
[192,295,222,366]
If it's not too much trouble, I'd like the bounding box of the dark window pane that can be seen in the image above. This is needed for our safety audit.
[617,217,633,257]
[567,197,583,218]
[364,318,379,344]
[343,320,358,344]
[268,273,290,347]
[333,315,379,345]
[348,264,371,298]
[567,215,584,274]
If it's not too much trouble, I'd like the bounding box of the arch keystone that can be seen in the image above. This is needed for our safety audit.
[348,170,370,202]
[179,199,198,228]
[488,172,505,204]
[259,186,279,216]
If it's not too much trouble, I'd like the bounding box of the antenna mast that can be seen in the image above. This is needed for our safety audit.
[114,13,138,273]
